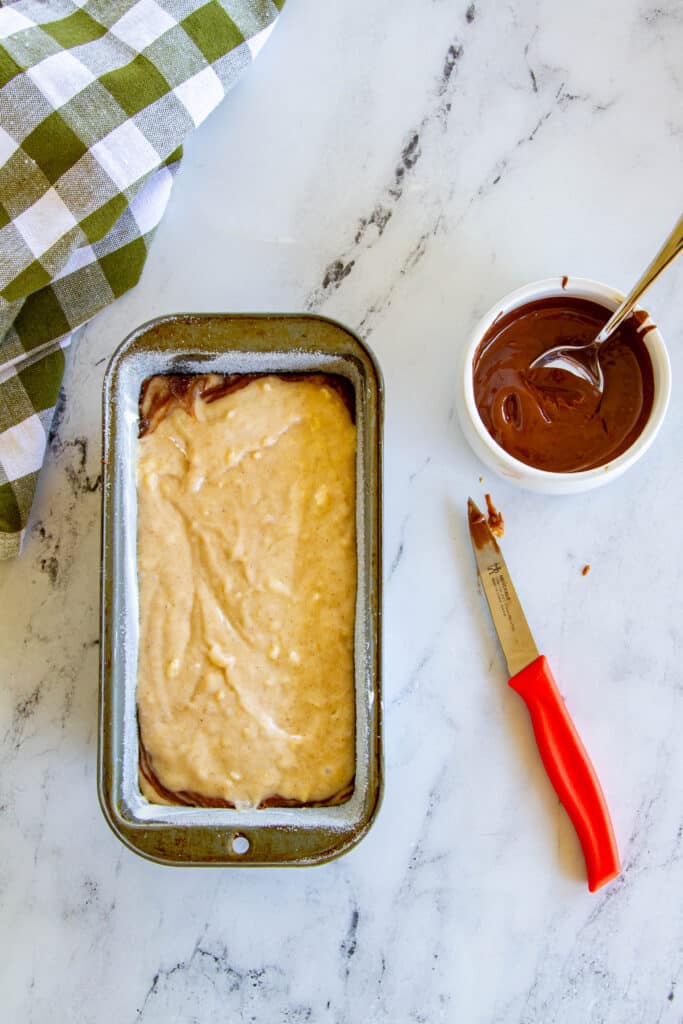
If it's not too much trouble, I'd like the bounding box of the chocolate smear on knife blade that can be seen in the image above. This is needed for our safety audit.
[467,494,505,539]
[484,493,505,537]
[467,496,491,547]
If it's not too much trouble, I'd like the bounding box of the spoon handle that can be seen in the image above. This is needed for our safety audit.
[596,212,683,345]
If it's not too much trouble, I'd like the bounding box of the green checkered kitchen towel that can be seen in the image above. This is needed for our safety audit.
[0,0,283,559]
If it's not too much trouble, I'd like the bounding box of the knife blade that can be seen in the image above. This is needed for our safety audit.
[467,498,620,892]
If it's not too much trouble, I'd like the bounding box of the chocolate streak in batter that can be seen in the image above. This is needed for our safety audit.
[139,372,355,437]
[138,724,353,808]
[473,297,655,473]
[137,373,356,810]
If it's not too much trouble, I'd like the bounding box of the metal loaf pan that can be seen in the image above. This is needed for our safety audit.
[99,313,383,865]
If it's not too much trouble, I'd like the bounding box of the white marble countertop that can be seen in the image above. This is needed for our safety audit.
[3,1,683,1020]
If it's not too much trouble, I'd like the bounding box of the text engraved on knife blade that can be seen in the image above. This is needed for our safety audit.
[479,559,538,676]
[487,561,514,624]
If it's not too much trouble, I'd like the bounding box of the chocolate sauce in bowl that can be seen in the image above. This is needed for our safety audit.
[472,297,655,473]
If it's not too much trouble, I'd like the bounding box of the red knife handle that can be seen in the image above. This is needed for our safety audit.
[508,655,620,892]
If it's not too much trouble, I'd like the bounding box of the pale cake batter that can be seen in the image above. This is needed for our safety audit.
[136,374,357,808]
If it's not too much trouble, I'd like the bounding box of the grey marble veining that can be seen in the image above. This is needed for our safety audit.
[2,1,683,1021]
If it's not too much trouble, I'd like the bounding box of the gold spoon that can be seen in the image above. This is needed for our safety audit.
[531,212,683,392]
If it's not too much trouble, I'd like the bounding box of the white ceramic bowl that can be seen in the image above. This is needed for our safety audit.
[458,277,672,494]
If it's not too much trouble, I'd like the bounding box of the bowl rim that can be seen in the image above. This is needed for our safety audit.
[462,275,672,482]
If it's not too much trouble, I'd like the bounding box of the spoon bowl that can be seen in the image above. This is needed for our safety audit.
[532,341,605,391]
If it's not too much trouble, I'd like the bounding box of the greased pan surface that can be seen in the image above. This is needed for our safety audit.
[99,313,383,865]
